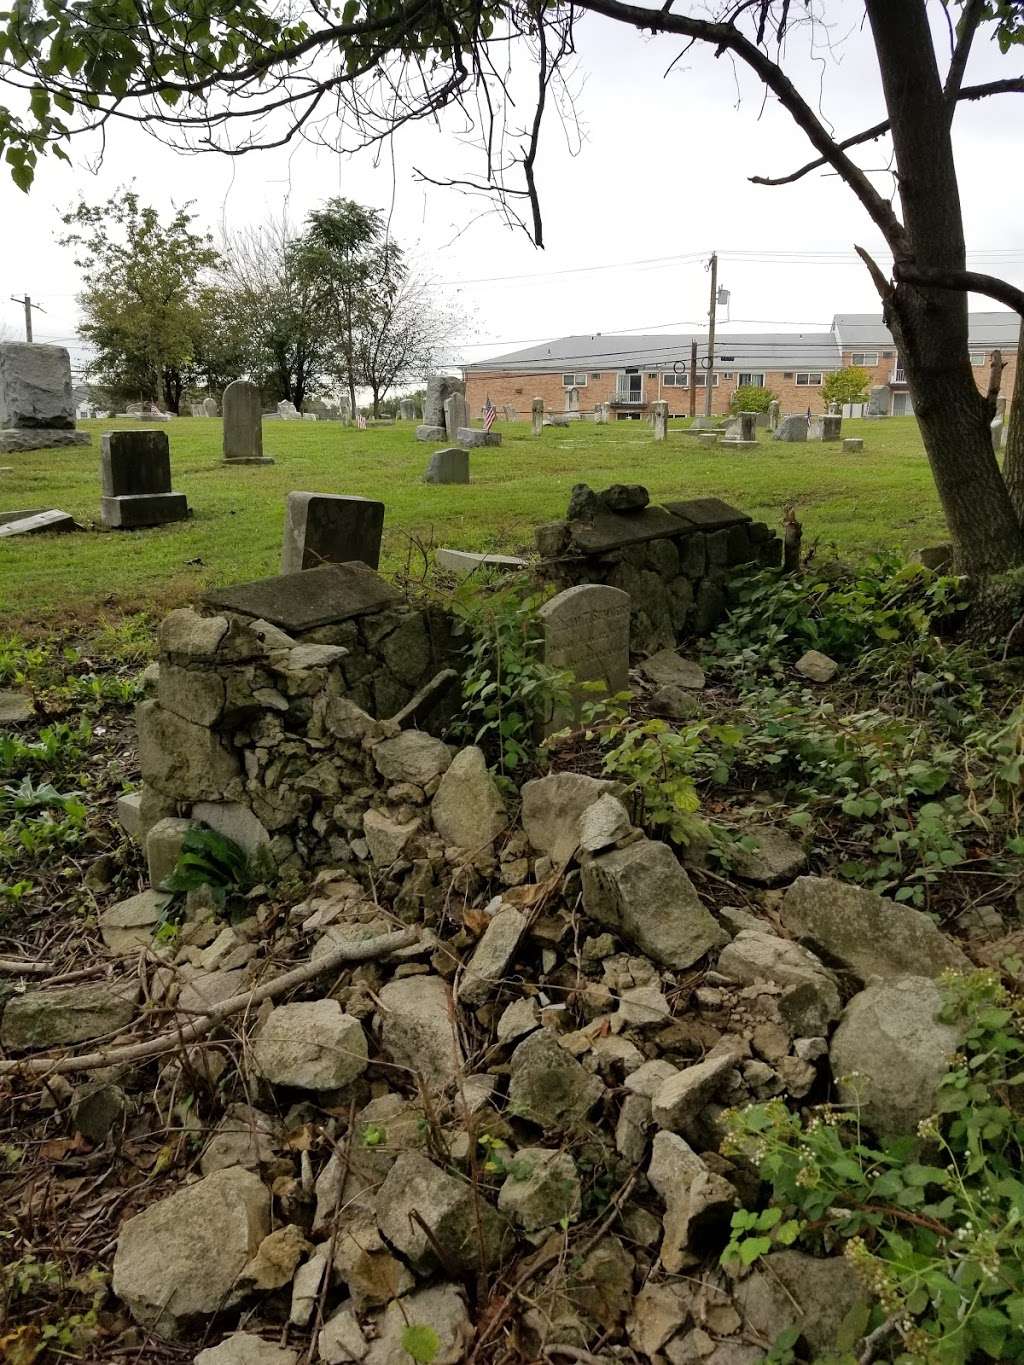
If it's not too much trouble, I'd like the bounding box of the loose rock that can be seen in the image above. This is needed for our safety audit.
[520,772,620,864]
[377,975,464,1090]
[507,1030,604,1128]
[457,903,527,1005]
[375,1152,508,1273]
[497,1147,581,1231]
[431,745,507,850]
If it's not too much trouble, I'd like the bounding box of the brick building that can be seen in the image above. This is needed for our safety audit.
[462,311,1019,421]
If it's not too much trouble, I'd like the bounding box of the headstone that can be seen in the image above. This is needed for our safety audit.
[423,448,469,484]
[808,419,823,440]
[202,397,219,418]
[443,392,469,439]
[842,438,864,453]
[338,396,352,423]
[0,508,77,537]
[205,562,400,632]
[99,430,190,529]
[828,401,841,416]
[821,414,842,441]
[277,400,301,421]
[415,425,446,442]
[546,414,570,428]
[531,398,544,437]
[565,386,580,414]
[281,492,385,574]
[866,386,890,417]
[594,404,609,425]
[739,411,758,442]
[773,415,808,442]
[436,548,527,577]
[991,417,1005,452]
[538,584,631,732]
[190,402,205,418]
[423,375,465,429]
[502,404,517,422]
[399,399,417,421]
[223,380,274,465]
[302,412,318,422]
[698,432,719,448]
[456,427,501,448]
[689,416,718,432]
[652,400,668,442]
[0,343,90,452]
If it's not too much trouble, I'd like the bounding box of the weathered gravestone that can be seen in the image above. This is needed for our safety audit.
[99,430,190,529]
[538,584,631,732]
[281,492,385,574]
[206,561,399,632]
[698,432,720,448]
[457,426,502,448]
[0,343,90,453]
[842,438,864,453]
[594,404,609,425]
[277,400,301,421]
[202,397,219,418]
[436,548,527,577]
[531,398,544,437]
[189,402,205,418]
[0,508,77,537]
[773,414,808,442]
[651,400,668,442]
[223,380,274,465]
[423,448,469,485]
[866,386,890,417]
[422,375,464,428]
[992,417,1005,452]
[723,411,757,447]
[398,398,417,421]
[565,386,580,414]
[821,414,842,441]
[443,392,469,439]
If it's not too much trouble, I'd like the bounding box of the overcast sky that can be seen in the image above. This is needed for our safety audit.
[1,2,1021,382]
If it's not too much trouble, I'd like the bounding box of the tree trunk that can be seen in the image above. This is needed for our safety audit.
[371,385,380,418]
[866,0,1023,574]
[1002,322,1024,524]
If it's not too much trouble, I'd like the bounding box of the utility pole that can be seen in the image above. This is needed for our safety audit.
[689,338,698,418]
[704,252,718,418]
[10,294,45,343]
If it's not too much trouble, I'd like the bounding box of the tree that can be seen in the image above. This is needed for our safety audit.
[6,2,1024,571]
[58,191,220,413]
[357,273,464,417]
[822,367,872,410]
[729,385,776,416]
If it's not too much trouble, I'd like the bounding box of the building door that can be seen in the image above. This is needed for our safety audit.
[615,371,643,404]
[892,392,914,416]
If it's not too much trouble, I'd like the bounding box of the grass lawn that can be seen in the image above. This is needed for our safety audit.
[0,414,947,626]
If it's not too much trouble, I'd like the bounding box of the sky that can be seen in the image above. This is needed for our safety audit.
[0,2,1022,386]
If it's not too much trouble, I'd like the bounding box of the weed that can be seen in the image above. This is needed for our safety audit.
[162,825,271,906]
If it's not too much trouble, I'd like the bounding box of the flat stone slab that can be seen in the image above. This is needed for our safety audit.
[456,427,502,448]
[569,505,687,553]
[718,439,758,449]
[101,493,189,529]
[204,562,401,631]
[0,507,46,526]
[436,548,527,577]
[223,457,275,466]
[0,429,90,453]
[0,688,33,723]
[660,497,751,530]
[415,425,446,442]
[0,508,77,537]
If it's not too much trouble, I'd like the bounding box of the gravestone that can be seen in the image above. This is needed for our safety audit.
[443,391,469,439]
[424,448,469,484]
[436,548,527,577]
[739,411,758,442]
[399,399,417,421]
[416,424,446,442]
[531,398,544,437]
[689,416,718,432]
[594,404,609,425]
[842,438,864,453]
[99,429,190,529]
[502,404,517,421]
[698,432,719,448]
[866,386,890,417]
[538,584,631,732]
[302,412,318,422]
[281,492,385,574]
[565,386,580,414]
[223,380,274,465]
[991,417,1005,452]
[423,375,464,428]
[203,397,219,418]
[773,415,808,442]
[652,400,668,441]
[0,508,77,537]
[821,414,842,441]
[277,400,301,421]
[190,402,205,418]
[457,427,501,448]
[0,343,90,453]
[206,562,400,632]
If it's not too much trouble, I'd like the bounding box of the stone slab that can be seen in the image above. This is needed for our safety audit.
[0,508,46,526]
[415,425,446,442]
[204,562,401,631]
[424,448,469,484]
[0,508,77,537]
[223,379,269,462]
[569,505,687,553]
[718,439,758,450]
[0,429,90,453]
[0,688,33,723]
[100,492,189,529]
[0,342,76,429]
[660,497,751,530]
[539,583,630,730]
[281,492,384,574]
[222,457,275,466]
[456,427,501,448]
[101,430,171,497]
[436,548,527,577]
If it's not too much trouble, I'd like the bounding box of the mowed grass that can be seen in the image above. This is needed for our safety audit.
[0,415,946,626]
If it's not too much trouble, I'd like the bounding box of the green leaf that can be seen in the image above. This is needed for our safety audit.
[738,1235,773,1265]
[401,1324,441,1363]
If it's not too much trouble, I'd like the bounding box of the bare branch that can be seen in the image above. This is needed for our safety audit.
[892,264,1024,316]
[944,0,986,104]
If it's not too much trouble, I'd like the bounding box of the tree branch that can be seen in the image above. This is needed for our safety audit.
[891,264,1024,315]
[944,0,985,104]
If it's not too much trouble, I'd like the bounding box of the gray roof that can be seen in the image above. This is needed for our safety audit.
[462,330,841,374]
[834,310,1021,350]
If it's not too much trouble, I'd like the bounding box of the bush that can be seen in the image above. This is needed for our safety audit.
[729,384,776,415]
[822,365,871,409]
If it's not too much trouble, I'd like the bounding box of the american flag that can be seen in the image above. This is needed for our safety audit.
[482,397,496,432]
[355,413,367,429]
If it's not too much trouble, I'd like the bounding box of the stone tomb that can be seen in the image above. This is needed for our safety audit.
[457,427,502,449]
[722,411,758,448]
[538,583,631,732]
[281,492,385,575]
[223,380,274,465]
[0,343,91,453]
[423,448,469,485]
[100,430,190,529]
[842,438,864,453]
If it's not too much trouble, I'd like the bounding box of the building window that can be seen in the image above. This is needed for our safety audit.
[663,372,687,387]
[722,373,733,380]
[783,372,793,379]
[851,352,878,367]
[692,373,721,387]
[720,355,735,362]
[590,373,602,380]
[969,353,985,366]
[647,373,657,380]
[795,372,823,386]
[738,372,765,387]
[561,372,588,387]
[882,350,893,359]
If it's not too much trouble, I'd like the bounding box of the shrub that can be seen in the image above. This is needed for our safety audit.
[822,365,872,409]
[729,384,776,415]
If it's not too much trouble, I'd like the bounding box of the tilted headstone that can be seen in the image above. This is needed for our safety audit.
[0,343,90,452]
[281,492,385,574]
[842,438,864,453]
[423,448,469,485]
[436,548,527,577]
[277,400,301,421]
[531,397,544,437]
[223,379,274,465]
[423,374,464,428]
[773,414,808,442]
[821,414,842,441]
[538,583,631,732]
[99,429,190,529]
[399,398,418,421]
[205,561,400,632]
[457,426,501,448]
[443,391,469,438]
[0,508,77,537]
[652,400,669,442]
[415,424,446,442]
[202,397,219,417]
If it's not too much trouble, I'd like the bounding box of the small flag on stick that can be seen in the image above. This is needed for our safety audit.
[482,396,496,432]
[355,413,367,429]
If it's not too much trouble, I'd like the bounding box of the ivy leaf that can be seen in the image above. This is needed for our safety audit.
[400,1324,440,1363]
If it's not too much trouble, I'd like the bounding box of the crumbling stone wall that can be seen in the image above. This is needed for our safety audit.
[535,487,781,654]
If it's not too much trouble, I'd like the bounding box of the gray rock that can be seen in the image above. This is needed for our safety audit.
[717,930,841,1035]
[648,1131,735,1273]
[600,483,650,513]
[1,980,137,1049]
[99,889,172,954]
[373,731,452,786]
[624,1058,678,1098]
[431,745,507,850]
[319,1306,368,1364]
[795,649,838,683]
[507,1030,604,1127]
[773,414,808,442]
[314,1094,428,1232]
[638,650,705,691]
[0,688,32,723]
[458,904,527,1005]
[577,793,632,853]
[195,1336,297,1365]
[252,1000,368,1090]
[649,684,703,720]
[498,1147,581,1231]
[146,815,194,887]
[364,1283,472,1365]
[191,801,271,858]
[566,483,601,520]
[581,837,726,968]
[734,1251,870,1356]
[363,809,420,865]
[729,825,807,885]
[618,984,671,1027]
[424,447,469,484]
[615,1092,651,1164]
[780,875,969,983]
[520,772,620,865]
[496,997,540,1043]
[137,700,240,801]
[375,1152,508,1273]
[112,1166,270,1337]
[201,1104,281,1176]
[830,976,962,1139]
[377,975,464,1090]
[71,1081,127,1143]
[651,1046,742,1134]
